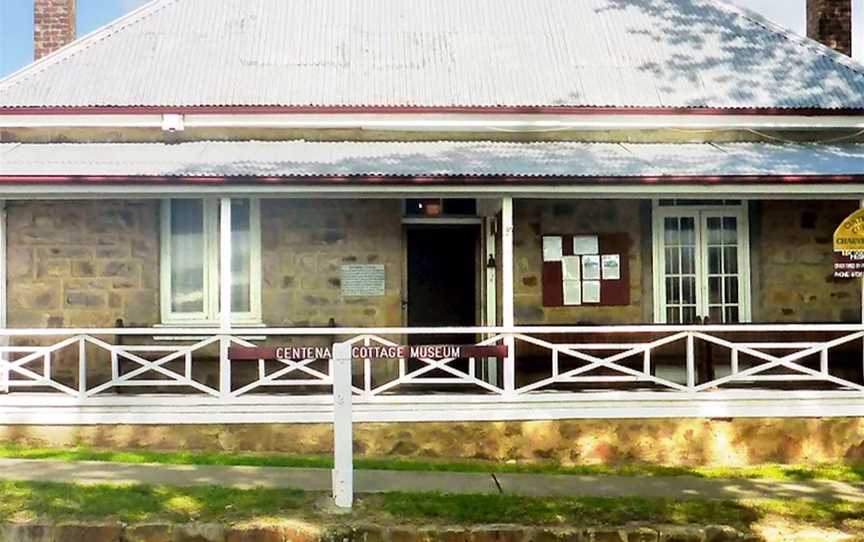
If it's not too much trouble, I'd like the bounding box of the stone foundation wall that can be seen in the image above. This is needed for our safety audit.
[754,200,861,323]
[0,522,755,542]
[4,417,863,466]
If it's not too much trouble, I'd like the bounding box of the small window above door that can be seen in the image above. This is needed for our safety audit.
[404,199,477,218]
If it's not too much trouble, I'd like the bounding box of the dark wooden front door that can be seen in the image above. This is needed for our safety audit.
[406,225,478,344]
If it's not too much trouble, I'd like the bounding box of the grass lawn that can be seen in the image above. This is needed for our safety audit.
[1,444,863,483]
[0,480,862,529]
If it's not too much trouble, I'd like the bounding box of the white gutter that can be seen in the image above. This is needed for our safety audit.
[1,113,864,131]
[0,183,860,199]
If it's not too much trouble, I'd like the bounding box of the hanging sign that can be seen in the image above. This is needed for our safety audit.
[229,344,508,361]
[833,208,864,278]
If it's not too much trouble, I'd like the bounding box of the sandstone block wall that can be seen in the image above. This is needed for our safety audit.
[4,417,864,466]
[512,200,644,325]
[5,200,160,385]
[5,199,860,334]
[7,200,161,329]
[754,200,861,323]
[260,199,403,328]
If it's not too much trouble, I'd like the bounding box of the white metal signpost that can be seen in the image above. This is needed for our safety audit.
[331,341,354,508]
[322,342,509,508]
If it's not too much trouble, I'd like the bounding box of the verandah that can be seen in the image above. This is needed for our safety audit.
[0,186,862,423]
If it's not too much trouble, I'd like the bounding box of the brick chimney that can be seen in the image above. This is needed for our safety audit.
[807,0,853,56]
[34,0,77,60]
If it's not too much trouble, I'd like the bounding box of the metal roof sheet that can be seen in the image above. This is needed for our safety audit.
[1,0,864,110]
[3,141,864,179]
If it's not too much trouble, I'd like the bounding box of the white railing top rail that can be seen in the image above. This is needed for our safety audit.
[0,323,862,336]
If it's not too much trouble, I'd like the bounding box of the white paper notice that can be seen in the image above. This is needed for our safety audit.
[562,256,581,281]
[582,280,601,303]
[601,254,621,280]
[582,254,601,280]
[563,280,582,305]
[573,235,599,255]
[543,236,563,262]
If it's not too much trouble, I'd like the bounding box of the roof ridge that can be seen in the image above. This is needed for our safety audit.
[709,0,864,79]
[0,0,181,92]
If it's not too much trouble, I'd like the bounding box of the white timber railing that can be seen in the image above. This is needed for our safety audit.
[0,324,863,400]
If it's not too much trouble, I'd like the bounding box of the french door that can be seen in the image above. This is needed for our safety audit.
[653,203,751,324]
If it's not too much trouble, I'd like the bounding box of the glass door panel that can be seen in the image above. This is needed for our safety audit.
[655,205,749,323]
[660,215,700,324]
[702,213,744,323]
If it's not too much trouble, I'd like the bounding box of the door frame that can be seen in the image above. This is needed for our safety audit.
[651,201,752,324]
[400,218,484,328]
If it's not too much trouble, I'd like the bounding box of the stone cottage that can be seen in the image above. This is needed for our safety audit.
[1,0,864,465]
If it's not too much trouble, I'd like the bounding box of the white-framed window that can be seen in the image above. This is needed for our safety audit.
[160,198,262,325]
[652,201,751,324]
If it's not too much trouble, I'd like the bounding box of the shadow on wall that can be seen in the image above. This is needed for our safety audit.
[2,418,864,466]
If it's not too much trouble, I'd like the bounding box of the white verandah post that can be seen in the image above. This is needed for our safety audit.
[332,341,353,508]
[502,196,515,395]
[219,197,232,399]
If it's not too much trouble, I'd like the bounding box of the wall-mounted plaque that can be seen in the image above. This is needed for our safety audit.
[341,264,386,297]
[834,208,864,278]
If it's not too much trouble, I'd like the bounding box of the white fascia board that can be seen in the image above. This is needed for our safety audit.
[0,183,860,199]
[2,113,864,131]
[0,114,163,128]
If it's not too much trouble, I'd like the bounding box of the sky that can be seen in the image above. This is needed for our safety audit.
[0,0,861,78]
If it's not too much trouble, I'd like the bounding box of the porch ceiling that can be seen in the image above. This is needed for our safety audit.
[2,141,864,183]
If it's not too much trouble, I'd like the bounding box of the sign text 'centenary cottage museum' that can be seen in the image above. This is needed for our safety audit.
[2,0,864,465]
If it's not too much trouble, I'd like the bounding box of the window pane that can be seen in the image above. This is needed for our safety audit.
[666,277,680,304]
[706,217,722,245]
[231,199,252,313]
[681,247,695,274]
[682,276,696,304]
[725,306,740,323]
[708,247,722,275]
[724,277,739,305]
[665,247,680,274]
[709,276,722,304]
[722,217,738,244]
[664,218,680,245]
[723,246,738,274]
[709,306,723,323]
[170,200,206,314]
[681,217,695,245]
[681,306,698,324]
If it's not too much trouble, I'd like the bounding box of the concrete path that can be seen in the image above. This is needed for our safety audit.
[1,458,863,502]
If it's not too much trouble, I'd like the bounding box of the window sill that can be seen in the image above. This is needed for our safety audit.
[153,322,267,341]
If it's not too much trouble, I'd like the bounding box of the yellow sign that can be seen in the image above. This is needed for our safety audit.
[835,208,864,251]
[834,208,864,278]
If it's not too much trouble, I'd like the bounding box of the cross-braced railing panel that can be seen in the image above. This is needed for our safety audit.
[512,332,690,394]
[228,337,333,398]
[343,334,506,397]
[0,325,862,403]
[693,331,864,392]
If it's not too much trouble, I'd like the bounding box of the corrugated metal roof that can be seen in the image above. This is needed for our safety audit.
[3,141,864,179]
[1,0,864,110]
